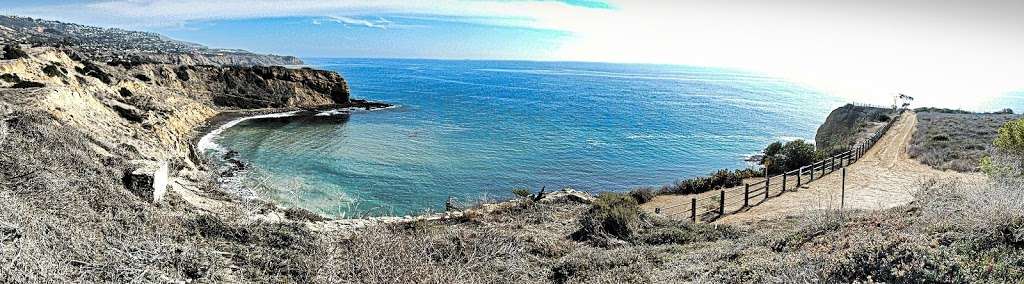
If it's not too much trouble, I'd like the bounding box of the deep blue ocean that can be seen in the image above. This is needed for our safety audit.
[213,58,845,217]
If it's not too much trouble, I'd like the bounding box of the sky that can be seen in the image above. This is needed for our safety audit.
[3,0,1023,110]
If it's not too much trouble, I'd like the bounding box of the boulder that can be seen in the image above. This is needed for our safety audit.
[539,188,595,204]
[123,160,169,203]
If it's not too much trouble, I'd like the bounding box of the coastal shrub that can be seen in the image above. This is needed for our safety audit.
[11,81,45,88]
[995,118,1024,155]
[574,193,642,243]
[915,107,974,114]
[635,218,738,246]
[660,169,757,195]
[910,112,1020,172]
[118,87,133,97]
[283,207,328,222]
[628,187,655,204]
[780,140,817,171]
[823,239,964,283]
[511,188,532,198]
[763,141,783,158]
[74,61,113,84]
[42,64,65,77]
[2,45,28,60]
[175,66,191,81]
[761,139,817,174]
[0,73,18,82]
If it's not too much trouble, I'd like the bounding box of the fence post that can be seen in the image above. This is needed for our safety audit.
[797,167,803,187]
[690,198,697,222]
[743,184,750,207]
[781,172,787,195]
[841,167,847,210]
[719,190,726,215]
[765,176,770,199]
[809,163,815,181]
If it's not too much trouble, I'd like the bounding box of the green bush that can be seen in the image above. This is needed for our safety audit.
[628,187,655,204]
[660,169,757,195]
[43,64,65,77]
[573,193,642,242]
[995,119,1024,155]
[11,81,45,88]
[762,139,818,174]
[635,220,738,246]
[763,141,783,157]
[781,140,817,170]
[2,45,28,60]
[824,240,964,283]
[511,188,532,198]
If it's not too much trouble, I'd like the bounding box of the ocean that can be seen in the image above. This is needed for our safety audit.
[210,58,844,217]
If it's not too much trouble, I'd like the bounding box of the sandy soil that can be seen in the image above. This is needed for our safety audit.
[643,111,985,224]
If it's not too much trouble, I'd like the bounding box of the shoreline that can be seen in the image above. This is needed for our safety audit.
[189,100,394,207]
[192,99,396,153]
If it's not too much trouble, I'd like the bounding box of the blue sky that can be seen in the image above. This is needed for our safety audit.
[156,16,569,59]
[4,0,1024,109]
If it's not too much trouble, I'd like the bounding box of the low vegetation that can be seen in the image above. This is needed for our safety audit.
[916,107,1014,115]
[761,139,818,174]
[983,117,1024,177]
[657,168,761,195]
[627,187,655,204]
[909,112,1020,172]
[1,45,28,60]
[74,60,113,84]
[4,96,1024,282]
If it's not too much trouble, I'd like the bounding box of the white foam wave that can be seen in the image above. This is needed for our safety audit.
[314,105,400,116]
[197,110,302,152]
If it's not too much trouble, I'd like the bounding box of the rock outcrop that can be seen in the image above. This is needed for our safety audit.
[815,104,895,153]
[0,45,352,204]
[124,160,169,203]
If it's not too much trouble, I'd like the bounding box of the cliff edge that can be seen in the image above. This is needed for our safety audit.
[815,104,895,153]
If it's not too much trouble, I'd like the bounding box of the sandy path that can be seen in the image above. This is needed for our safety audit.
[643,111,985,224]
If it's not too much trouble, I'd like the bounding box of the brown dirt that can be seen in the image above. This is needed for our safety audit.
[643,111,985,224]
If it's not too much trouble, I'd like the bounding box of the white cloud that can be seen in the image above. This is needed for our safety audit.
[321,16,388,29]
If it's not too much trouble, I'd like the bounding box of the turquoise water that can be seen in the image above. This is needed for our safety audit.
[214,59,844,217]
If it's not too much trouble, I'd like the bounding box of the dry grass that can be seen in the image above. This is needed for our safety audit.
[4,107,1024,283]
[908,112,1021,172]
[3,86,1024,282]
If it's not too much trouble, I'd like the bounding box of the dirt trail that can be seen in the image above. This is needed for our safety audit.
[643,111,985,224]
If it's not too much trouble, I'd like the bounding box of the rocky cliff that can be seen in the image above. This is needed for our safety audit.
[815,104,895,153]
[0,44,350,176]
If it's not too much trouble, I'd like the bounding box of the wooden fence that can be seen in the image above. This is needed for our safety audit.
[656,110,902,222]
[850,102,896,110]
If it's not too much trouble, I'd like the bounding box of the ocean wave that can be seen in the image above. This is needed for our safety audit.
[198,111,303,153]
[314,104,400,116]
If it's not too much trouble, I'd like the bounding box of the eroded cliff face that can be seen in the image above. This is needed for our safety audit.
[128,52,304,67]
[815,104,895,153]
[0,45,350,173]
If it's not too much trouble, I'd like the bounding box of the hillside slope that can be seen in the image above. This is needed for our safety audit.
[0,15,302,66]
[815,104,895,153]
